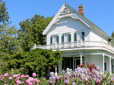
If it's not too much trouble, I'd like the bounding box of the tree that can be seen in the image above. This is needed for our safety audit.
[0,0,23,62]
[18,15,53,51]
[109,32,114,47]
[0,0,9,24]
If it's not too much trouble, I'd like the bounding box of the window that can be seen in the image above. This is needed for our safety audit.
[50,36,52,44]
[57,36,59,43]
[74,33,77,41]
[69,34,71,42]
[50,35,59,44]
[74,32,85,41]
[104,62,106,71]
[82,32,85,41]
[62,33,71,43]
[62,35,64,43]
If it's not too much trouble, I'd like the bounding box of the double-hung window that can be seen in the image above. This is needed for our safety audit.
[74,32,85,41]
[50,35,59,44]
[82,32,85,41]
[62,33,71,43]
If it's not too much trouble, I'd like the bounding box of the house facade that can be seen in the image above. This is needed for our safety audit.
[30,3,114,74]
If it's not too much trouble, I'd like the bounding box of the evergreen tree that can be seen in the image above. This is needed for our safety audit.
[0,0,23,62]
[0,0,9,24]
[110,32,114,47]
[19,15,53,51]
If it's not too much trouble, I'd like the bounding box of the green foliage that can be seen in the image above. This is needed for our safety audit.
[1,48,63,77]
[18,15,53,51]
[0,0,23,63]
[109,32,114,47]
[0,0,9,24]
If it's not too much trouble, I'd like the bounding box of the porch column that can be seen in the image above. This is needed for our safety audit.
[109,55,112,75]
[80,52,83,64]
[55,66,57,77]
[103,53,104,72]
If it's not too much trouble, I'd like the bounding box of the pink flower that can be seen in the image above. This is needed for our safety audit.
[1,75,4,77]
[9,77,13,80]
[25,75,29,77]
[18,77,20,79]
[13,74,18,78]
[4,73,8,77]
[34,78,38,82]
[43,78,46,81]
[26,80,30,84]
[28,77,34,81]
[1,77,5,80]
[18,74,20,77]
[16,80,21,84]
[21,75,24,78]
[22,81,24,83]
[32,73,36,77]
[29,82,32,85]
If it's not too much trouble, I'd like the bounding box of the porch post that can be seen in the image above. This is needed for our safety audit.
[109,55,112,75]
[55,66,57,77]
[103,53,104,72]
[80,52,83,64]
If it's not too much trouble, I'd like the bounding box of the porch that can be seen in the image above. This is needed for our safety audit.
[30,41,114,74]
[58,51,114,74]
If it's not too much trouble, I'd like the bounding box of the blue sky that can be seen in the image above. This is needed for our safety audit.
[3,0,114,37]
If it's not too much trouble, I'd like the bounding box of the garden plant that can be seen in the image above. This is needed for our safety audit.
[49,62,114,85]
[1,62,114,85]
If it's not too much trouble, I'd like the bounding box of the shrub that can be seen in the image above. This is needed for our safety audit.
[1,48,63,77]
[78,61,99,72]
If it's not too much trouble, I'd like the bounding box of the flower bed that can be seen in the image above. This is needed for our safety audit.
[0,73,48,85]
[0,64,114,85]
[49,65,114,85]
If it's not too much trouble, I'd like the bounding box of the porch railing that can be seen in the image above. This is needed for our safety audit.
[30,41,114,52]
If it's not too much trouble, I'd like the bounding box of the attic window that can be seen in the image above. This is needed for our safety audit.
[63,8,68,13]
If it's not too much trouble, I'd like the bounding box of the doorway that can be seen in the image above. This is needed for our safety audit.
[73,57,84,70]
[62,57,73,70]
[74,58,80,69]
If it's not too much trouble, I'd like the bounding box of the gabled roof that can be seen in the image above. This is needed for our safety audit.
[42,3,111,39]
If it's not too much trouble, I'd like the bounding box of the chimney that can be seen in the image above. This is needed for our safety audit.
[78,4,84,16]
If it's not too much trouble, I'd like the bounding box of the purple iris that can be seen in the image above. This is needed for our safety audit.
[64,79,69,85]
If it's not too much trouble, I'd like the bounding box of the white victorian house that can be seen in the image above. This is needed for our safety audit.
[30,3,114,74]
